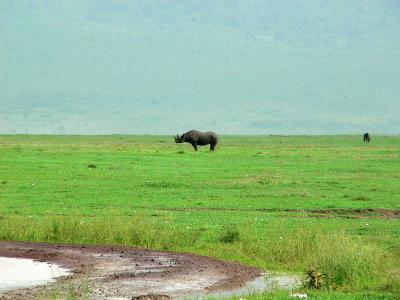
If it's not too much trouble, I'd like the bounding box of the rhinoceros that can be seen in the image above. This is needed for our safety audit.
[174,130,218,151]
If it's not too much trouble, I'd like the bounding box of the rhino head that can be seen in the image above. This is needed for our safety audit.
[174,134,185,143]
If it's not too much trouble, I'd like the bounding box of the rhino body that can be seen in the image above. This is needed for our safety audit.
[174,130,218,151]
[363,133,371,143]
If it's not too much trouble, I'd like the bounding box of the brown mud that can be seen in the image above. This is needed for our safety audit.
[0,241,261,299]
[138,207,400,219]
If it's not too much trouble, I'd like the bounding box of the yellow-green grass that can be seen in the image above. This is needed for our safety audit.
[0,135,399,298]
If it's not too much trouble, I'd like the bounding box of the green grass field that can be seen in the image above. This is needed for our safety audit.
[0,135,399,299]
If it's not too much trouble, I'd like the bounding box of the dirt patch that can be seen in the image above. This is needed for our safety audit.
[305,208,400,219]
[137,207,400,219]
[0,241,261,299]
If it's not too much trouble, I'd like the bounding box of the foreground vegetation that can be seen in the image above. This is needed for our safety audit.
[0,135,399,298]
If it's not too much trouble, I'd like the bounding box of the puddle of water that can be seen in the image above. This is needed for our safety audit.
[0,257,71,294]
[182,273,301,299]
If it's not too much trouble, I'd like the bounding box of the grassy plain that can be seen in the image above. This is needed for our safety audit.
[0,135,399,298]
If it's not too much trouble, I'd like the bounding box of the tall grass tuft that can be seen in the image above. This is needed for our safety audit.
[305,267,325,289]
[218,225,240,243]
[0,213,201,250]
[239,226,390,291]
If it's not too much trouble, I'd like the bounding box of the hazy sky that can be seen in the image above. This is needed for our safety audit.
[1,1,399,134]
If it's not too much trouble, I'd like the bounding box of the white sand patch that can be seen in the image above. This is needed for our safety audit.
[0,257,71,294]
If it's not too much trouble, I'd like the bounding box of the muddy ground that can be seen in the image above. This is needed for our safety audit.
[137,207,400,219]
[0,241,262,299]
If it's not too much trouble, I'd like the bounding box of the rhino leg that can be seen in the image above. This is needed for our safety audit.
[191,143,198,151]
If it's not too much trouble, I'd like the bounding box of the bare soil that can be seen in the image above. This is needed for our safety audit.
[0,241,261,299]
[138,207,400,219]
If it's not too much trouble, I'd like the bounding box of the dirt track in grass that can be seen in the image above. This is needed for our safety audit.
[0,241,261,299]
[134,207,400,219]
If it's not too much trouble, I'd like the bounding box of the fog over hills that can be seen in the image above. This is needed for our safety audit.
[1,1,399,134]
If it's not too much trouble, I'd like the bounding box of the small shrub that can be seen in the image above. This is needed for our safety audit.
[144,181,176,188]
[51,221,60,241]
[218,225,240,243]
[177,150,185,154]
[87,164,97,169]
[257,178,270,185]
[352,195,370,201]
[108,165,122,170]
[305,267,325,289]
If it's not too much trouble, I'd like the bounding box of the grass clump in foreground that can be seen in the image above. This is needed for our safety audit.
[218,224,240,243]
[305,268,325,290]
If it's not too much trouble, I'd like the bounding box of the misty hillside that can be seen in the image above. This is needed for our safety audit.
[1,1,399,134]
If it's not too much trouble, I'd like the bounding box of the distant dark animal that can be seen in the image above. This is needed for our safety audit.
[174,130,218,151]
[363,133,371,143]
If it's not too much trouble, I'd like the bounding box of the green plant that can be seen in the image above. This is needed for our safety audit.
[305,267,325,289]
[218,225,240,243]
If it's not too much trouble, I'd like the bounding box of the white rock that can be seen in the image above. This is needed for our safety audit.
[291,293,308,299]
